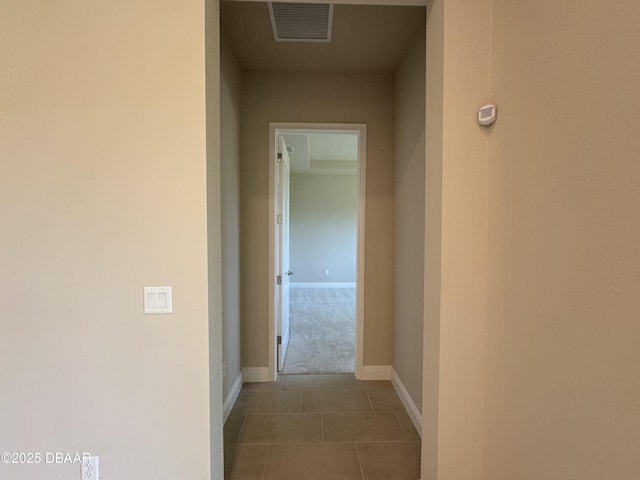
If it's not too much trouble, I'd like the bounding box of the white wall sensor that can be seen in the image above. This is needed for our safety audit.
[478,104,497,126]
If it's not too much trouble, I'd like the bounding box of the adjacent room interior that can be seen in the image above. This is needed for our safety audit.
[280,131,359,374]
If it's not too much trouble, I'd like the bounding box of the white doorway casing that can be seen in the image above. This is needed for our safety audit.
[268,122,367,380]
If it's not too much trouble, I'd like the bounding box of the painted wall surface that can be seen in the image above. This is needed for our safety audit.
[422,1,491,479]
[422,2,445,478]
[393,25,426,416]
[206,2,225,477]
[290,174,358,283]
[241,72,394,367]
[485,1,640,479]
[219,33,242,409]
[1,1,214,479]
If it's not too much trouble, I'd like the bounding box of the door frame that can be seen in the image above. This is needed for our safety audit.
[268,122,367,380]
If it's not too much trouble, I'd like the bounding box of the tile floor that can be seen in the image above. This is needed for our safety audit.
[224,373,421,480]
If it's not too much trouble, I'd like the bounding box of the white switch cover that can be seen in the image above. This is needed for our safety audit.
[144,286,173,314]
[81,456,99,480]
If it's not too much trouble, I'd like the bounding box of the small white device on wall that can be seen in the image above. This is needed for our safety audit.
[478,104,497,126]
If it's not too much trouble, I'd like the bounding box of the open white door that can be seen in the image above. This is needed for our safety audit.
[276,135,291,371]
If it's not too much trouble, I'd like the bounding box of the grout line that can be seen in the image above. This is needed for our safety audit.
[355,442,366,480]
[365,390,375,412]
[394,410,414,440]
[391,410,413,441]
[260,444,271,480]
[393,411,405,439]
[235,415,248,444]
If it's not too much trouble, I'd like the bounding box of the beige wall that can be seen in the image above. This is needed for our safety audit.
[206,1,225,477]
[240,71,395,367]
[393,24,426,413]
[422,2,445,477]
[424,1,640,479]
[485,1,640,479]
[290,174,358,283]
[219,33,242,405]
[1,1,214,479]
[422,0,492,479]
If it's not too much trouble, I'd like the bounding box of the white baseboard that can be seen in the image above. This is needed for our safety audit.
[391,368,423,438]
[359,365,392,380]
[241,366,273,383]
[290,282,356,288]
[223,372,243,422]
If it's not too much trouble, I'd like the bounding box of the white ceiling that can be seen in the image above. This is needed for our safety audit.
[221,2,426,73]
[283,133,358,175]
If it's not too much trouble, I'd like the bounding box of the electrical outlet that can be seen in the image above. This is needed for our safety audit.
[81,456,99,480]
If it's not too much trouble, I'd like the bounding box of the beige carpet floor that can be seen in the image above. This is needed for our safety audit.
[281,287,356,374]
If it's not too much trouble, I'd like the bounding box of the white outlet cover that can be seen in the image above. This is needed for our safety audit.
[81,456,99,480]
[144,286,173,314]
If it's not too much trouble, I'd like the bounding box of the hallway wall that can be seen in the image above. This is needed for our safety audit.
[240,71,395,369]
[485,1,640,479]
[219,34,242,409]
[393,24,426,417]
[422,1,492,479]
[1,1,213,478]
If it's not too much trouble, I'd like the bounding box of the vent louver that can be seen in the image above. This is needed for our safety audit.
[268,2,334,42]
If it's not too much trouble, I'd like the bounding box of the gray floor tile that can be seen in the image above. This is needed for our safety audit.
[344,377,393,391]
[226,444,269,480]
[239,414,323,444]
[224,414,246,444]
[264,443,363,480]
[242,378,283,392]
[302,390,372,413]
[224,375,421,479]
[224,443,236,480]
[367,389,404,412]
[322,412,406,442]
[281,373,346,391]
[394,410,420,440]
[231,390,301,414]
[357,442,421,480]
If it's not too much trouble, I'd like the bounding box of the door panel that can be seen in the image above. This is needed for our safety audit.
[276,136,291,371]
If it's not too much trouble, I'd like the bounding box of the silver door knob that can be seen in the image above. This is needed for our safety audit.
[286,271,294,276]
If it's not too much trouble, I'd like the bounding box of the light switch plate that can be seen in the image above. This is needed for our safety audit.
[144,286,173,314]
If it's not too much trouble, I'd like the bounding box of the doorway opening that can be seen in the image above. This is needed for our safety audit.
[268,123,367,380]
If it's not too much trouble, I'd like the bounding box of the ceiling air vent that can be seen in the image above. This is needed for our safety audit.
[268,2,334,42]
